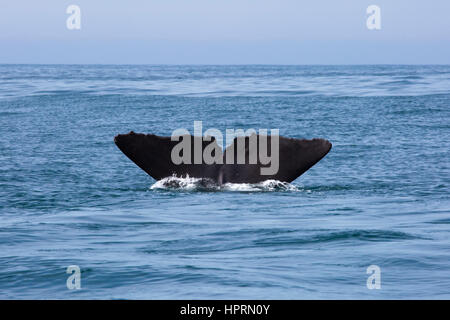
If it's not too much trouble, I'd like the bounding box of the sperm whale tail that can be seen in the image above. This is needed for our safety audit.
[114,132,331,184]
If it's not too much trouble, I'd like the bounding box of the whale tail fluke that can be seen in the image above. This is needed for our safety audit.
[219,135,331,183]
[114,132,331,184]
[114,131,222,181]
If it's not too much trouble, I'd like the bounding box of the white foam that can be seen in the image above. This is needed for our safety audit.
[150,175,216,191]
[150,175,300,192]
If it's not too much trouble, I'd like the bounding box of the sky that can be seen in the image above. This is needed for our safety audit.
[0,0,449,64]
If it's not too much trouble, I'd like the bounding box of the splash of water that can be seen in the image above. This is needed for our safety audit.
[150,175,300,192]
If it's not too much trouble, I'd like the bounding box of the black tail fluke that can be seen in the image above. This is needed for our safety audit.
[114,132,331,184]
[219,135,332,183]
[114,132,222,181]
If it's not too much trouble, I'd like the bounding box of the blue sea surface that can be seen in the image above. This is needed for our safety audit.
[0,65,449,299]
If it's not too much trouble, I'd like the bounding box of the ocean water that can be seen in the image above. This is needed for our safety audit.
[0,64,449,299]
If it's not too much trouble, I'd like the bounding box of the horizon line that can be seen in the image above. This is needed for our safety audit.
[1,63,449,66]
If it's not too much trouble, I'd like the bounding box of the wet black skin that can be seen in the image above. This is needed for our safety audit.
[114,131,332,184]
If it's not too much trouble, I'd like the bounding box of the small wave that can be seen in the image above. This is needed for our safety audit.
[150,175,218,191]
[253,230,420,247]
[150,175,299,192]
[397,75,423,80]
[252,89,316,96]
[223,180,299,192]
[378,80,416,86]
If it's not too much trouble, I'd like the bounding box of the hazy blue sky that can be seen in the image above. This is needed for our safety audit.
[1,0,449,64]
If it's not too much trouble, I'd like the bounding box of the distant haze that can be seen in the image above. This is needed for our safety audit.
[1,0,449,64]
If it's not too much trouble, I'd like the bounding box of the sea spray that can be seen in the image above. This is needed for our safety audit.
[150,175,300,192]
